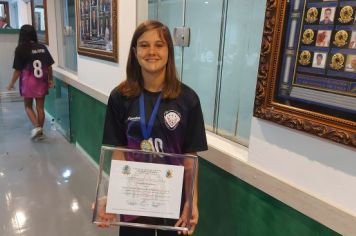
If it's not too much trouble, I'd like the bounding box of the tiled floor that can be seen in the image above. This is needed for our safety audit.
[0,100,118,236]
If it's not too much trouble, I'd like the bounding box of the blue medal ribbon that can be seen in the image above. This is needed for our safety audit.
[139,92,162,140]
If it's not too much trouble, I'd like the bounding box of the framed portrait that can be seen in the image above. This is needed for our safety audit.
[0,1,10,26]
[312,52,327,69]
[254,0,356,148]
[315,30,331,47]
[349,31,356,49]
[31,0,48,44]
[345,55,356,73]
[76,0,118,62]
[319,7,335,24]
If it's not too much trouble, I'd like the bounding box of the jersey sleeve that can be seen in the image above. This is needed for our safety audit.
[44,46,55,66]
[183,97,208,153]
[102,88,128,146]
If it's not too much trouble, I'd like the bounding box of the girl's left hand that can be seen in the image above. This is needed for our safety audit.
[49,80,55,88]
[175,201,199,235]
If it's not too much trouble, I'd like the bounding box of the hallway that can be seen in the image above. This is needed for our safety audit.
[0,100,117,236]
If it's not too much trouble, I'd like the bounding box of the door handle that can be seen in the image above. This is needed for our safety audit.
[173,26,190,47]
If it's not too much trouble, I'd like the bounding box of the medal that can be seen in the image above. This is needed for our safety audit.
[338,6,353,24]
[139,92,162,152]
[333,30,348,47]
[302,29,314,45]
[140,140,154,151]
[330,53,345,70]
[305,7,318,23]
[298,50,311,66]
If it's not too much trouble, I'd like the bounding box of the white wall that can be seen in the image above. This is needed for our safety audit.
[15,0,31,27]
[46,0,58,67]
[77,0,137,96]
[46,1,137,97]
[248,117,356,215]
[0,34,18,91]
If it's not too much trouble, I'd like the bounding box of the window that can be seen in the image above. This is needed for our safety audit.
[55,0,77,72]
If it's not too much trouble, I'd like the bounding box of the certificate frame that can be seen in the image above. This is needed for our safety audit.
[75,0,118,62]
[92,146,198,232]
[254,0,356,148]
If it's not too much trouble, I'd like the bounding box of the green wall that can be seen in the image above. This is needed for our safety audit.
[0,29,20,34]
[195,159,339,236]
[45,84,340,236]
[69,86,107,162]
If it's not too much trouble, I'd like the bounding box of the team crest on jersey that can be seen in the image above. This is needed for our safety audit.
[164,110,181,130]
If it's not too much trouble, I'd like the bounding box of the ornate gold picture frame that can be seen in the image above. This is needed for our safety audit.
[254,0,356,148]
[76,0,118,62]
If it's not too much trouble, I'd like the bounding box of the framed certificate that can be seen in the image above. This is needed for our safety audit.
[254,0,356,148]
[92,146,198,232]
[75,0,118,62]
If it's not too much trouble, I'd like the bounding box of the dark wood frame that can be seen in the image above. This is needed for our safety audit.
[30,0,49,45]
[254,0,356,148]
[75,0,118,62]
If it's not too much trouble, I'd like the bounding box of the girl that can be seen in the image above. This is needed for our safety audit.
[7,24,54,139]
[101,20,208,235]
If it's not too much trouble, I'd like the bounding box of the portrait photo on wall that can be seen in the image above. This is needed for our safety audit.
[253,0,356,148]
[312,52,327,68]
[76,0,118,62]
[319,7,335,24]
[345,55,356,73]
[349,31,356,49]
[315,30,331,47]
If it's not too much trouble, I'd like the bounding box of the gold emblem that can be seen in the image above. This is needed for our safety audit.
[299,50,311,66]
[333,30,348,47]
[330,53,345,70]
[140,140,153,151]
[338,6,354,23]
[305,7,318,23]
[302,29,314,44]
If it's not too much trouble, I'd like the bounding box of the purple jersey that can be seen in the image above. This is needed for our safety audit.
[103,83,208,155]
[13,43,54,98]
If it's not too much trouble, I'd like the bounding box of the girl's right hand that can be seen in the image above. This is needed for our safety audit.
[6,84,14,90]
[175,201,199,235]
[92,197,117,227]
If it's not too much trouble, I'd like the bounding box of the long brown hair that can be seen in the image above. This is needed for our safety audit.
[118,20,181,99]
[15,25,38,62]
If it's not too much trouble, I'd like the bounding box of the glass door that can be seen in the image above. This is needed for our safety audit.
[144,0,265,146]
[148,0,184,78]
[182,0,224,132]
[146,0,224,132]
